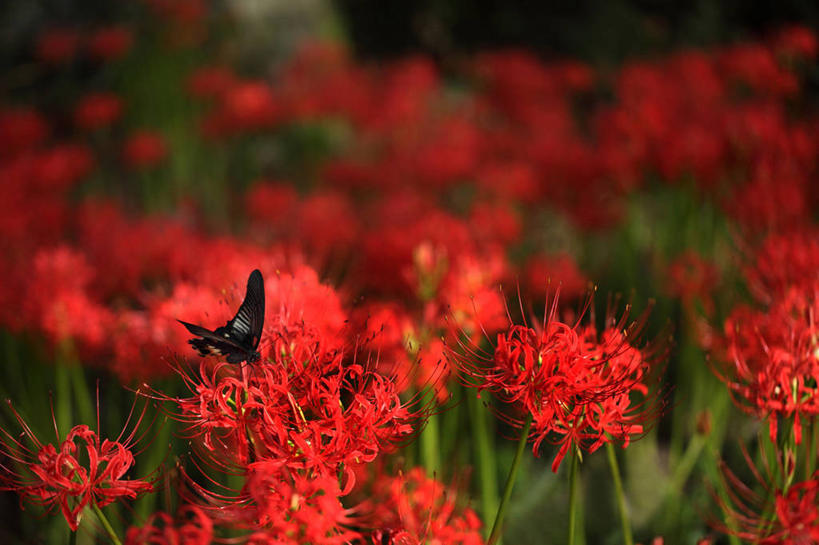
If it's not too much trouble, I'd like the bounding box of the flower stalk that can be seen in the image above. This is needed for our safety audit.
[568,450,580,545]
[606,442,633,545]
[469,390,499,537]
[92,503,122,545]
[487,414,532,545]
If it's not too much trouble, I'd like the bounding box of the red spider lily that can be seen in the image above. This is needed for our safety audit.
[74,92,123,131]
[365,467,483,545]
[125,505,213,545]
[0,108,49,157]
[296,190,361,258]
[203,81,278,136]
[666,251,719,316]
[34,144,96,191]
[245,181,299,238]
[743,229,819,303]
[150,319,431,475]
[716,286,819,443]
[122,130,168,170]
[523,253,589,303]
[192,459,361,544]
[450,292,664,471]
[0,398,156,531]
[719,43,799,97]
[186,65,237,99]
[772,25,818,60]
[715,446,819,544]
[35,27,81,64]
[25,246,111,352]
[87,26,134,61]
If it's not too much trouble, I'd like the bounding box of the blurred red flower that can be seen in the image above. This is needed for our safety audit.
[772,25,818,60]
[87,26,134,61]
[122,130,168,170]
[186,65,236,99]
[74,92,123,131]
[366,467,483,545]
[716,451,819,544]
[667,251,718,315]
[35,27,80,64]
[125,505,213,545]
[34,144,96,190]
[718,286,819,443]
[523,253,589,302]
[0,108,49,157]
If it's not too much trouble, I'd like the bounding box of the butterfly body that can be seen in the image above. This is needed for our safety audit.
[178,269,265,364]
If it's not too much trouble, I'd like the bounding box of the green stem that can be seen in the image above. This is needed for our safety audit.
[468,391,498,537]
[667,433,706,496]
[807,419,819,478]
[487,415,532,545]
[706,446,742,545]
[568,450,580,545]
[91,503,122,545]
[70,365,94,427]
[420,410,441,477]
[606,442,633,545]
[55,358,72,439]
[91,502,122,545]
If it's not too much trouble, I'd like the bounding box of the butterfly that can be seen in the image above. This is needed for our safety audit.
[178,269,265,364]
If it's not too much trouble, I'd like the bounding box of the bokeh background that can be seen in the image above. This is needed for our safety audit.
[1,1,819,544]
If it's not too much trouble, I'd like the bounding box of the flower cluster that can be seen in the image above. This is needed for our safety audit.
[0,402,154,531]
[716,448,819,545]
[160,321,425,474]
[718,286,819,443]
[452,296,662,471]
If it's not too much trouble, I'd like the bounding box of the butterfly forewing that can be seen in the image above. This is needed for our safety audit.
[226,269,264,346]
[178,269,265,363]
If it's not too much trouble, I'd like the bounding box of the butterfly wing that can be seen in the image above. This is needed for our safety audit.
[178,320,250,362]
[216,269,265,351]
[177,269,265,364]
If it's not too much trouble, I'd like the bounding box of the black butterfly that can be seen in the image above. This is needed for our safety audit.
[178,269,265,364]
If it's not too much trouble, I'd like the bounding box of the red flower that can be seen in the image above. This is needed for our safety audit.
[125,505,213,545]
[34,144,96,190]
[87,26,134,61]
[74,92,123,131]
[0,400,155,531]
[365,467,483,545]
[152,310,428,473]
[0,108,49,157]
[717,286,819,443]
[468,201,522,247]
[211,460,360,544]
[450,293,663,471]
[716,450,819,544]
[245,181,299,238]
[666,251,718,316]
[122,130,168,170]
[186,65,236,99]
[296,191,360,259]
[523,253,589,302]
[772,25,818,60]
[207,81,277,135]
[26,246,111,351]
[744,229,819,302]
[35,27,80,64]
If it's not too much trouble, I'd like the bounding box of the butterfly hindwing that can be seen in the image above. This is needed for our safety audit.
[177,269,266,364]
[178,320,249,362]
